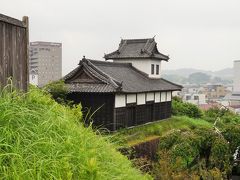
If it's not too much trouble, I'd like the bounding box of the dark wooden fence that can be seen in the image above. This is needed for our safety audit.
[0,13,29,91]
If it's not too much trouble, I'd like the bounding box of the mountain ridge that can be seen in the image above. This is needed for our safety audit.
[162,67,233,79]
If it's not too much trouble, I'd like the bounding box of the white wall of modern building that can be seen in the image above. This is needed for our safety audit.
[29,41,62,87]
[233,60,240,92]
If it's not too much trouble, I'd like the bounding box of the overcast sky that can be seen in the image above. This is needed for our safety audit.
[2,0,240,75]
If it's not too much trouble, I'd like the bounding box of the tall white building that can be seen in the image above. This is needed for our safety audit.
[223,60,240,108]
[29,41,62,87]
[233,60,240,93]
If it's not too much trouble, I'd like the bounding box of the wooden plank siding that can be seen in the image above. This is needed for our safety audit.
[67,92,115,130]
[0,14,29,91]
[68,92,172,131]
[115,101,172,130]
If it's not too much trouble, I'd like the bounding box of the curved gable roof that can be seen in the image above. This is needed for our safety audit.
[64,58,182,93]
[104,38,169,61]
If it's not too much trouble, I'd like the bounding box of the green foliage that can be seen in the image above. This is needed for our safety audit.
[172,95,183,103]
[204,106,235,123]
[44,80,69,105]
[222,125,240,154]
[172,98,203,118]
[157,128,231,178]
[113,97,240,178]
[210,137,231,171]
[158,130,181,150]
[0,86,150,179]
[152,151,224,180]
[115,116,212,146]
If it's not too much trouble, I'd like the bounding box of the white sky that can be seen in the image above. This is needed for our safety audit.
[1,0,240,75]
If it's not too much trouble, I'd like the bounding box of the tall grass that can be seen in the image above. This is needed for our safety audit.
[0,87,150,179]
[115,116,212,146]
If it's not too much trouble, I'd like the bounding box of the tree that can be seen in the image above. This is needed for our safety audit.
[172,98,203,118]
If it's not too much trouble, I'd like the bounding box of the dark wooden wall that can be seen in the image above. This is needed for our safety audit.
[115,101,172,129]
[67,92,115,130]
[0,14,29,91]
[68,92,172,131]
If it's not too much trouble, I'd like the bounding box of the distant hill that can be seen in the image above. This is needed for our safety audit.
[162,68,233,79]
[213,68,233,79]
[162,68,212,78]
[162,68,233,84]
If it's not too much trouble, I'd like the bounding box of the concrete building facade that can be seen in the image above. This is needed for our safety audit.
[234,60,240,93]
[29,41,62,87]
[183,93,206,105]
[223,61,240,109]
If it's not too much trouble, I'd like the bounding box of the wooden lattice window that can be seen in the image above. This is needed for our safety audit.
[156,64,159,75]
[151,64,154,74]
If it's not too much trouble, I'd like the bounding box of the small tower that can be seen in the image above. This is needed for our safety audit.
[104,38,169,78]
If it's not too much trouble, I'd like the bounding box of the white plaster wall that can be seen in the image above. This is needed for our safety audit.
[113,59,161,78]
[155,92,160,102]
[127,94,136,104]
[146,92,154,101]
[137,93,146,105]
[115,94,126,108]
[167,91,172,101]
[234,60,240,92]
[161,92,167,102]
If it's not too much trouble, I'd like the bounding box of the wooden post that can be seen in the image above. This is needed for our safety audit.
[22,16,29,91]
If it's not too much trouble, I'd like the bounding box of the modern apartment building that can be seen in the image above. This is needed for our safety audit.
[234,60,240,93]
[29,41,62,87]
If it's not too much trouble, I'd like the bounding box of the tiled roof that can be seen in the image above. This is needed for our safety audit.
[104,38,169,61]
[64,58,182,93]
[67,83,116,93]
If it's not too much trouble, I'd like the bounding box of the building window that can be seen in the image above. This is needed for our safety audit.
[186,95,191,100]
[151,64,154,74]
[194,96,199,100]
[156,64,159,75]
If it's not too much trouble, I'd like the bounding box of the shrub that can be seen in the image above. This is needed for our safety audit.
[43,80,69,105]
[157,128,231,177]
[222,125,240,154]
[172,98,203,118]
[158,130,181,150]
[210,137,231,171]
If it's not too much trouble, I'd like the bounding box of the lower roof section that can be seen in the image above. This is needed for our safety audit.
[64,58,182,93]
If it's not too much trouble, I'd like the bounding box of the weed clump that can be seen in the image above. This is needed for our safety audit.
[0,87,150,179]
